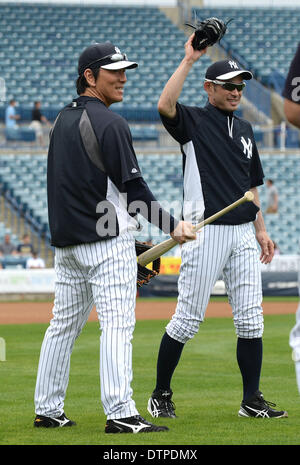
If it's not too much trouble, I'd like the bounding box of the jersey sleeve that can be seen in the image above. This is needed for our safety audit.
[249,126,264,188]
[160,103,202,144]
[282,43,300,103]
[125,177,178,234]
[100,118,142,186]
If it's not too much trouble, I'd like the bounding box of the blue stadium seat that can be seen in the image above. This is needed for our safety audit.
[5,127,36,142]
[0,4,216,119]
[0,256,27,269]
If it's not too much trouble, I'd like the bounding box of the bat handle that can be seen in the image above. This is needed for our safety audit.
[138,237,176,267]
[137,191,254,267]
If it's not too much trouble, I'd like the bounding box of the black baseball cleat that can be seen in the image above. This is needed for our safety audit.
[147,389,177,418]
[238,390,288,418]
[105,415,169,434]
[34,413,76,427]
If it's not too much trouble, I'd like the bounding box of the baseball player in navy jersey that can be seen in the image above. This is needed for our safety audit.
[283,42,300,396]
[147,34,288,419]
[33,41,196,433]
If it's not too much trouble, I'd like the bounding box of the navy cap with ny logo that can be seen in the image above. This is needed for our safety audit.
[205,59,253,81]
[78,42,138,75]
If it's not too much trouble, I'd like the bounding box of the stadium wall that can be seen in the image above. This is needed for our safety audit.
[0,255,298,297]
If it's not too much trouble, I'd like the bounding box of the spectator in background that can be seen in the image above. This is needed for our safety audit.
[0,234,17,256]
[5,99,20,129]
[29,101,50,145]
[265,179,279,214]
[17,233,34,256]
[26,250,45,269]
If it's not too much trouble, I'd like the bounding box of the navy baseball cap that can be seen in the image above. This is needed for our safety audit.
[78,42,138,75]
[205,59,252,81]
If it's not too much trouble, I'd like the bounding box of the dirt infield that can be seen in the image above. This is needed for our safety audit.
[0,299,297,324]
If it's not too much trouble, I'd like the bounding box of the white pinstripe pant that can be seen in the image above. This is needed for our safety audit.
[167,223,264,343]
[34,232,139,420]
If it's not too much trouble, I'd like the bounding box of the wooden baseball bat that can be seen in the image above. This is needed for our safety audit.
[137,191,254,267]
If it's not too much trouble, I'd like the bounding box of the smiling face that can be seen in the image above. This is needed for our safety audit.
[82,67,127,106]
[204,75,244,112]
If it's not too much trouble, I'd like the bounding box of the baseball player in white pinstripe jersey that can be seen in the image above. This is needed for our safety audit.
[147,34,288,419]
[33,42,196,434]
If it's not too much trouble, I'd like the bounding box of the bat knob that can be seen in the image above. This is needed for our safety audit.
[244,191,254,202]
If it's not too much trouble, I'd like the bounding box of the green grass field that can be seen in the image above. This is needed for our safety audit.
[0,312,299,447]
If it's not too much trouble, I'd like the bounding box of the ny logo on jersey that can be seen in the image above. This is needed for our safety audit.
[241,137,253,159]
[228,60,239,69]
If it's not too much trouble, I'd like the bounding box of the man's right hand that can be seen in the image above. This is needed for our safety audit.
[170,220,197,244]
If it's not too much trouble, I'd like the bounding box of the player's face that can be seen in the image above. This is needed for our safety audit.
[206,76,244,112]
[95,68,127,106]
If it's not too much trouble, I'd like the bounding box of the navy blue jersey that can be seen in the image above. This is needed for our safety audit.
[160,102,264,225]
[48,96,177,247]
[47,96,142,247]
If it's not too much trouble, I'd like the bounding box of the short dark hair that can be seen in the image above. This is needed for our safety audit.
[76,67,100,95]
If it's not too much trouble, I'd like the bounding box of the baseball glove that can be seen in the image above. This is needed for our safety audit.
[135,241,161,288]
[185,17,233,51]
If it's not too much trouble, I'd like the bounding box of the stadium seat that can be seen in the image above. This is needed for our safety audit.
[0,4,215,121]
[193,6,300,90]
[0,256,27,269]
[5,128,36,142]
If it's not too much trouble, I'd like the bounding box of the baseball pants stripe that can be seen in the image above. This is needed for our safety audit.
[34,232,139,420]
[166,223,264,343]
